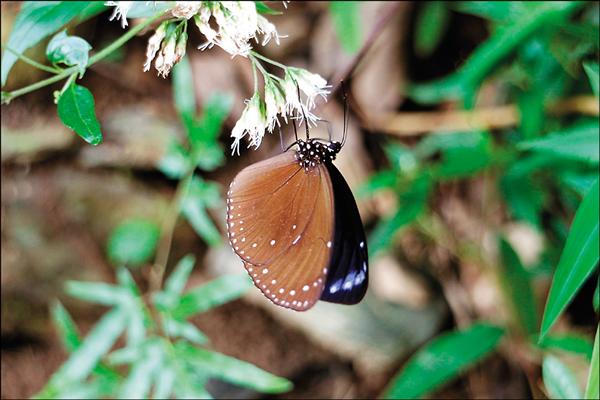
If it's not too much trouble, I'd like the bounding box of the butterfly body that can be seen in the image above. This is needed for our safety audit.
[227,137,368,311]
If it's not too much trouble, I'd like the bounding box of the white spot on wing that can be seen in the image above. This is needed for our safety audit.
[302,285,309,292]
[270,240,276,246]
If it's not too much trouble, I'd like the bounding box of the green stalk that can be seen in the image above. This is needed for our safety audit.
[3,11,165,103]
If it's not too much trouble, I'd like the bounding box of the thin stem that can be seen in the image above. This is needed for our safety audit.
[149,169,194,293]
[251,59,259,92]
[250,50,288,70]
[1,45,62,74]
[60,73,77,95]
[4,11,164,103]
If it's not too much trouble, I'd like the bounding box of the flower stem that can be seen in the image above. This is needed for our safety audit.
[250,50,288,70]
[3,11,164,103]
[1,45,62,74]
[149,169,194,293]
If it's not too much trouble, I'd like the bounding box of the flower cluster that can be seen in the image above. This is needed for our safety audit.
[231,67,330,155]
[106,1,329,154]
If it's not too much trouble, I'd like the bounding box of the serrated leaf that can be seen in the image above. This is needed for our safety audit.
[583,61,599,97]
[46,30,91,75]
[543,355,583,399]
[1,1,97,85]
[540,178,599,339]
[51,301,81,353]
[107,218,160,267]
[177,342,293,393]
[57,83,102,145]
[172,274,252,320]
[329,1,362,54]
[384,323,504,399]
[498,238,538,335]
[585,325,600,399]
[165,255,196,295]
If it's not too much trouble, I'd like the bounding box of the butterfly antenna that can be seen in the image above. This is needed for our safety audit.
[278,124,285,152]
[296,82,310,140]
[341,80,349,147]
[292,114,299,142]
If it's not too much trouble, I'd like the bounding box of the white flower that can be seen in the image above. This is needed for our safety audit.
[171,1,202,19]
[264,79,287,132]
[195,1,281,58]
[289,67,330,109]
[173,31,187,65]
[256,15,285,46]
[106,1,133,29]
[155,35,177,78]
[231,93,267,155]
[144,21,168,72]
[282,71,319,126]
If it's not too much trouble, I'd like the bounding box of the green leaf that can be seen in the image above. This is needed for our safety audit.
[172,274,252,320]
[540,178,599,340]
[173,56,196,123]
[414,2,450,57]
[499,155,549,228]
[369,174,431,256]
[153,367,176,399]
[594,284,599,312]
[329,1,362,54]
[192,141,225,171]
[451,1,540,23]
[162,318,208,345]
[518,122,600,165]
[120,341,163,399]
[177,342,293,394]
[181,177,222,246]
[543,355,583,399]
[57,83,102,145]
[498,238,538,335]
[357,170,397,198]
[255,1,282,15]
[583,61,599,97]
[125,1,171,18]
[165,254,196,295]
[1,1,95,86]
[409,2,583,104]
[65,281,130,306]
[194,93,233,142]
[417,131,493,179]
[538,334,594,360]
[158,140,192,179]
[46,307,127,388]
[51,301,81,353]
[107,218,160,267]
[46,30,91,75]
[384,323,504,399]
[585,325,600,400]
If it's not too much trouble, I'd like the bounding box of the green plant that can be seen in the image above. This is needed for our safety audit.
[370,2,599,398]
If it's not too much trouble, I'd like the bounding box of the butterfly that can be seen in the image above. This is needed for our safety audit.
[226,89,368,311]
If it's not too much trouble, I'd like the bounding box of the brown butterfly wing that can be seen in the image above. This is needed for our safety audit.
[227,152,334,311]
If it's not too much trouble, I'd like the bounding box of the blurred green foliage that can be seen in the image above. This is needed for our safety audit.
[36,257,291,398]
[107,219,161,268]
[359,1,599,397]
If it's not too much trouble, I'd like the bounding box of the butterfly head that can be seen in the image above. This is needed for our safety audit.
[295,139,342,171]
